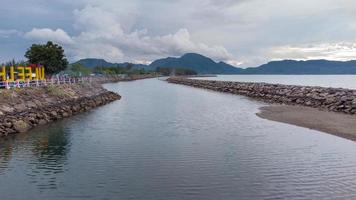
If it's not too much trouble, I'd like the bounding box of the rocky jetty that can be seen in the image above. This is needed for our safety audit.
[94,74,158,84]
[168,77,356,115]
[0,83,120,136]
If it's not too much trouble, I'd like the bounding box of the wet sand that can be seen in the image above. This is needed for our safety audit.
[257,105,356,141]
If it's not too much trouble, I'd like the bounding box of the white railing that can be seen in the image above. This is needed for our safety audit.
[0,77,92,89]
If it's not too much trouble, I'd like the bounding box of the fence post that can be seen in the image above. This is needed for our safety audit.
[57,77,60,85]
[5,80,10,89]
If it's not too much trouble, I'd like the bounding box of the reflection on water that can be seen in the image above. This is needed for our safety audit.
[0,122,70,190]
[0,140,13,174]
[1,78,356,200]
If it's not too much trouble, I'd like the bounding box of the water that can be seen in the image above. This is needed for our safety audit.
[194,75,356,89]
[1,78,356,199]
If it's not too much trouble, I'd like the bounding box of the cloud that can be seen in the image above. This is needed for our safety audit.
[24,4,233,63]
[3,0,356,66]
[25,28,74,45]
[269,42,356,61]
[0,29,22,38]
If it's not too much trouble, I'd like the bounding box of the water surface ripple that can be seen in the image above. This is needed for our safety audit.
[1,78,356,199]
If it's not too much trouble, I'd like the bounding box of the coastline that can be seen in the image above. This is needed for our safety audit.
[257,105,356,141]
[167,77,356,115]
[0,83,120,135]
[168,76,356,141]
[0,74,157,136]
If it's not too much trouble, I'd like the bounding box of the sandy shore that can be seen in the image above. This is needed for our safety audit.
[257,105,356,141]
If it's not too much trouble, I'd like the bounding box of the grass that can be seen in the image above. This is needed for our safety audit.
[47,85,67,97]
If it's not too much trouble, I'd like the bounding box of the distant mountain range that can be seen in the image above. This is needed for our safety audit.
[72,58,147,69]
[73,53,356,74]
[243,60,356,74]
[149,53,242,74]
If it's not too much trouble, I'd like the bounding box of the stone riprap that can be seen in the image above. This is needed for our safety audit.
[94,74,158,84]
[0,83,120,135]
[0,74,158,136]
[168,77,356,115]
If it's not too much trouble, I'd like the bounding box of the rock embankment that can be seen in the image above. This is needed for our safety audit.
[94,74,158,84]
[0,83,120,135]
[168,77,356,115]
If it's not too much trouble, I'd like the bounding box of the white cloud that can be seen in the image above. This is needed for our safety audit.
[0,29,22,38]
[269,43,356,61]
[4,0,356,66]
[25,28,74,45]
[24,5,233,64]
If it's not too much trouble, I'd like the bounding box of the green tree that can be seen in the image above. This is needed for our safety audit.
[125,63,133,71]
[25,41,69,74]
[71,63,91,76]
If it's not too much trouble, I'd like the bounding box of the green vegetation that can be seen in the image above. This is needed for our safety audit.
[47,85,67,97]
[0,59,27,67]
[25,41,68,75]
[67,64,196,77]
[70,63,91,76]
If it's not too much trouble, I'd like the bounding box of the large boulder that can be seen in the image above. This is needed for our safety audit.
[13,120,31,133]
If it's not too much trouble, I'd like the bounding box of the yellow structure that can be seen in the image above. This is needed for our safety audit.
[0,66,45,81]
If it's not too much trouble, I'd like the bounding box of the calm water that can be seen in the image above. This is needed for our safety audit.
[1,78,356,200]
[195,75,356,89]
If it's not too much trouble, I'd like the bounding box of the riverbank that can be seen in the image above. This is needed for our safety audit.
[0,83,120,135]
[167,77,356,114]
[92,73,158,84]
[258,105,356,141]
[168,76,356,141]
[0,74,159,136]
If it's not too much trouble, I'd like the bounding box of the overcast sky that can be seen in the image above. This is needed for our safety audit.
[1,0,356,67]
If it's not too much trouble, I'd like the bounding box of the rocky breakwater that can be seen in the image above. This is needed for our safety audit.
[168,77,356,115]
[94,74,158,84]
[0,83,120,136]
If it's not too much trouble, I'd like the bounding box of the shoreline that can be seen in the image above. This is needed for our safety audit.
[257,105,356,141]
[0,83,120,135]
[167,77,356,115]
[168,76,356,141]
[0,74,157,136]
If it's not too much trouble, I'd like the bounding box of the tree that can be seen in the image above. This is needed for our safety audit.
[25,41,69,74]
[71,63,91,76]
[125,63,133,71]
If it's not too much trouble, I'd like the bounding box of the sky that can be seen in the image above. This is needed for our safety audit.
[1,0,356,67]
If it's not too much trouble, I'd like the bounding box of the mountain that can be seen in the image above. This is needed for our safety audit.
[72,55,356,75]
[243,60,356,74]
[149,53,242,74]
[73,58,148,69]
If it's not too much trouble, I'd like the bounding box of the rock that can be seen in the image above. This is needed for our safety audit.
[0,86,120,136]
[167,77,356,115]
[14,103,27,112]
[38,119,47,125]
[13,120,31,133]
[62,112,69,118]
[352,99,356,109]
[50,111,58,117]
[3,122,12,128]
[0,105,14,113]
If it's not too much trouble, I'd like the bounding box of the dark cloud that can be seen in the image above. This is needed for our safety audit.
[1,0,356,66]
